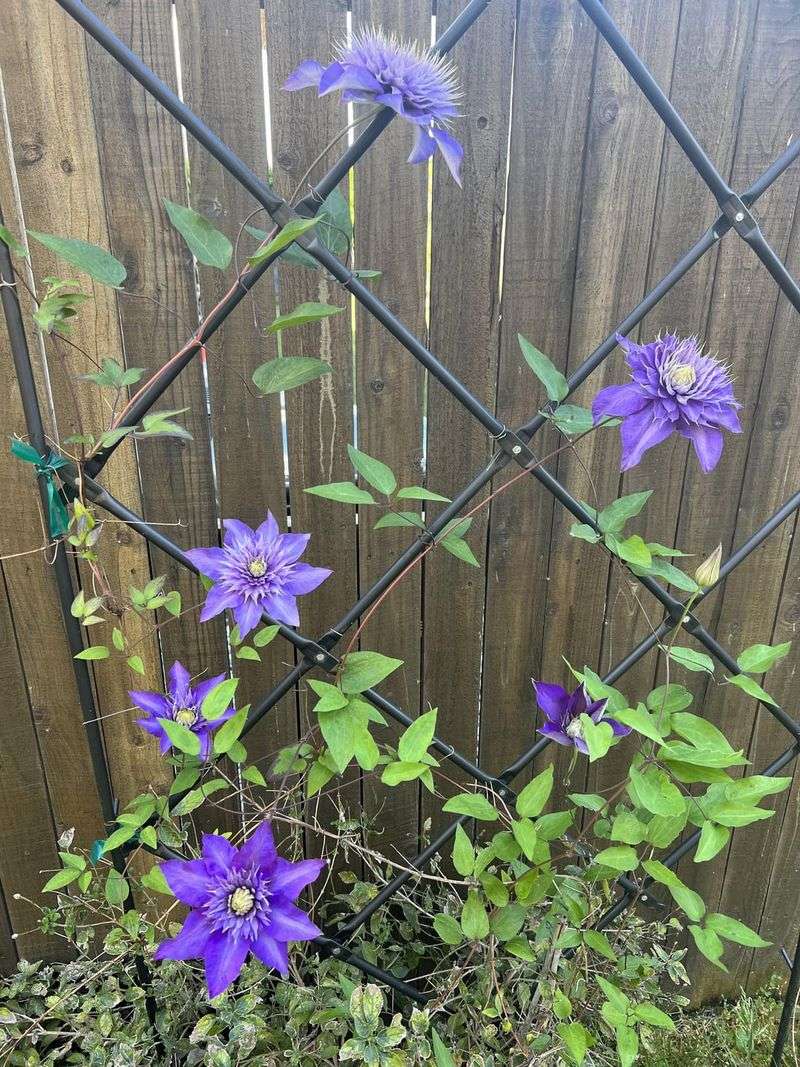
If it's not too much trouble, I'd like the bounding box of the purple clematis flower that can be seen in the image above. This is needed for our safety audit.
[154,822,325,998]
[592,333,741,473]
[533,680,631,754]
[284,28,464,185]
[130,661,235,761]
[186,513,331,637]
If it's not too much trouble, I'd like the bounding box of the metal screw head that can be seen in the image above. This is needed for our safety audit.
[512,445,522,455]
[735,211,745,222]
[315,652,326,663]
[331,946,341,957]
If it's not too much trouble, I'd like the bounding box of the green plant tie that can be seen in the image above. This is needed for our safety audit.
[11,438,70,538]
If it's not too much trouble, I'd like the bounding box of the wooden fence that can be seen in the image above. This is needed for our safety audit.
[1,0,799,1005]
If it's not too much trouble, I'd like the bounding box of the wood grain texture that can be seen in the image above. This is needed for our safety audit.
[175,0,298,766]
[0,0,169,811]
[421,0,515,837]
[349,0,429,861]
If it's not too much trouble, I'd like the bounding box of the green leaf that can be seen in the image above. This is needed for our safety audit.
[305,481,375,504]
[395,486,450,502]
[584,929,617,961]
[243,765,268,787]
[158,718,201,757]
[104,869,130,906]
[580,715,614,763]
[212,706,248,755]
[27,231,126,286]
[594,845,638,872]
[642,558,699,593]
[75,645,109,661]
[490,903,526,941]
[548,404,594,436]
[694,821,730,862]
[451,824,475,877]
[139,826,158,850]
[535,810,573,840]
[253,625,279,648]
[611,811,647,845]
[643,861,705,921]
[511,818,538,861]
[442,793,499,822]
[252,356,331,395]
[705,912,770,948]
[613,704,665,744]
[140,864,172,896]
[634,1002,675,1030]
[433,913,464,946]
[647,684,693,714]
[139,408,192,441]
[339,651,403,694]
[669,647,715,674]
[736,641,792,675]
[235,646,261,662]
[460,890,490,940]
[688,925,727,971]
[440,534,480,567]
[431,1028,457,1067]
[570,522,602,544]
[162,198,231,269]
[373,511,426,530]
[597,491,652,534]
[553,988,572,1020]
[42,867,81,893]
[247,216,319,266]
[201,678,238,721]
[628,765,685,817]
[397,709,437,762]
[0,224,26,257]
[126,655,145,675]
[266,301,342,333]
[610,533,652,568]
[505,936,537,961]
[726,673,778,706]
[568,792,607,812]
[581,668,627,712]
[518,334,568,402]
[515,765,553,818]
[171,779,228,816]
[347,444,396,495]
[309,679,349,713]
[557,1021,590,1065]
[380,760,429,786]
[616,1025,639,1067]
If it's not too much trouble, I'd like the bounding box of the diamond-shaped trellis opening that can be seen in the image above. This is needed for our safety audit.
[3,0,800,1043]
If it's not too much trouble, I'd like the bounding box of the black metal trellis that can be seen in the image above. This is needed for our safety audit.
[3,0,800,1054]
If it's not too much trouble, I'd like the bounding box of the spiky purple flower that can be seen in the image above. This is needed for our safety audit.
[154,822,325,998]
[284,27,464,185]
[533,680,631,754]
[186,513,331,637]
[130,661,235,761]
[592,333,741,473]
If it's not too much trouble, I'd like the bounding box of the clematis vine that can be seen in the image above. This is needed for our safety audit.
[154,822,325,998]
[130,661,234,761]
[284,27,464,185]
[592,332,741,473]
[532,680,631,754]
[186,513,331,635]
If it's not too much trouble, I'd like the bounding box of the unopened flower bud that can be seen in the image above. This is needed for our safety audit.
[695,544,722,589]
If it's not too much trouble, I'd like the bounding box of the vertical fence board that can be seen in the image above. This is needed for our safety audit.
[176,0,298,766]
[479,0,597,790]
[422,0,515,836]
[82,2,230,761]
[350,0,429,859]
[0,2,169,809]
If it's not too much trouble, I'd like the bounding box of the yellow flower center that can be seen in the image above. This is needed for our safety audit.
[228,886,255,916]
[669,363,696,389]
[174,707,197,727]
[248,558,267,578]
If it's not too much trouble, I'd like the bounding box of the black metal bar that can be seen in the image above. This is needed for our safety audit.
[772,926,800,1066]
[0,210,118,829]
[742,225,800,315]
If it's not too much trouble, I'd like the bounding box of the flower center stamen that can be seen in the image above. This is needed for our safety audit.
[248,558,267,578]
[174,707,198,727]
[565,718,584,740]
[669,364,696,389]
[228,886,255,917]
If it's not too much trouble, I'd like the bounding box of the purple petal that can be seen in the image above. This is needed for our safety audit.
[587,699,609,723]
[203,931,249,999]
[199,583,239,623]
[201,833,237,876]
[252,931,289,975]
[154,910,212,962]
[168,661,191,697]
[235,821,277,871]
[619,409,674,470]
[222,518,255,548]
[283,564,332,596]
[591,383,648,421]
[283,59,324,92]
[318,62,382,97]
[375,88,406,114]
[408,125,437,166]
[267,903,322,943]
[608,717,632,737]
[711,405,742,434]
[185,546,227,580]
[274,531,311,565]
[232,597,264,638]
[255,511,280,545]
[532,681,569,724]
[192,673,228,708]
[565,686,589,719]
[129,690,170,718]
[317,61,345,95]
[432,127,464,186]
[537,723,573,747]
[262,590,299,627]
[160,859,211,907]
[136,717,163,737]
[270,857,326,902]
[682,423,724,472]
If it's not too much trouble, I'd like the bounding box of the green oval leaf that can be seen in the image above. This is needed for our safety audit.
[346,444,396,495]
[442,792,499,822]
[518,333,568,402]
[27,231,126,286]
[266,301,342,333]
[163,198,231,269]
[305,482,375,505]
[252,356,332,395]
[339,651,403,694]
